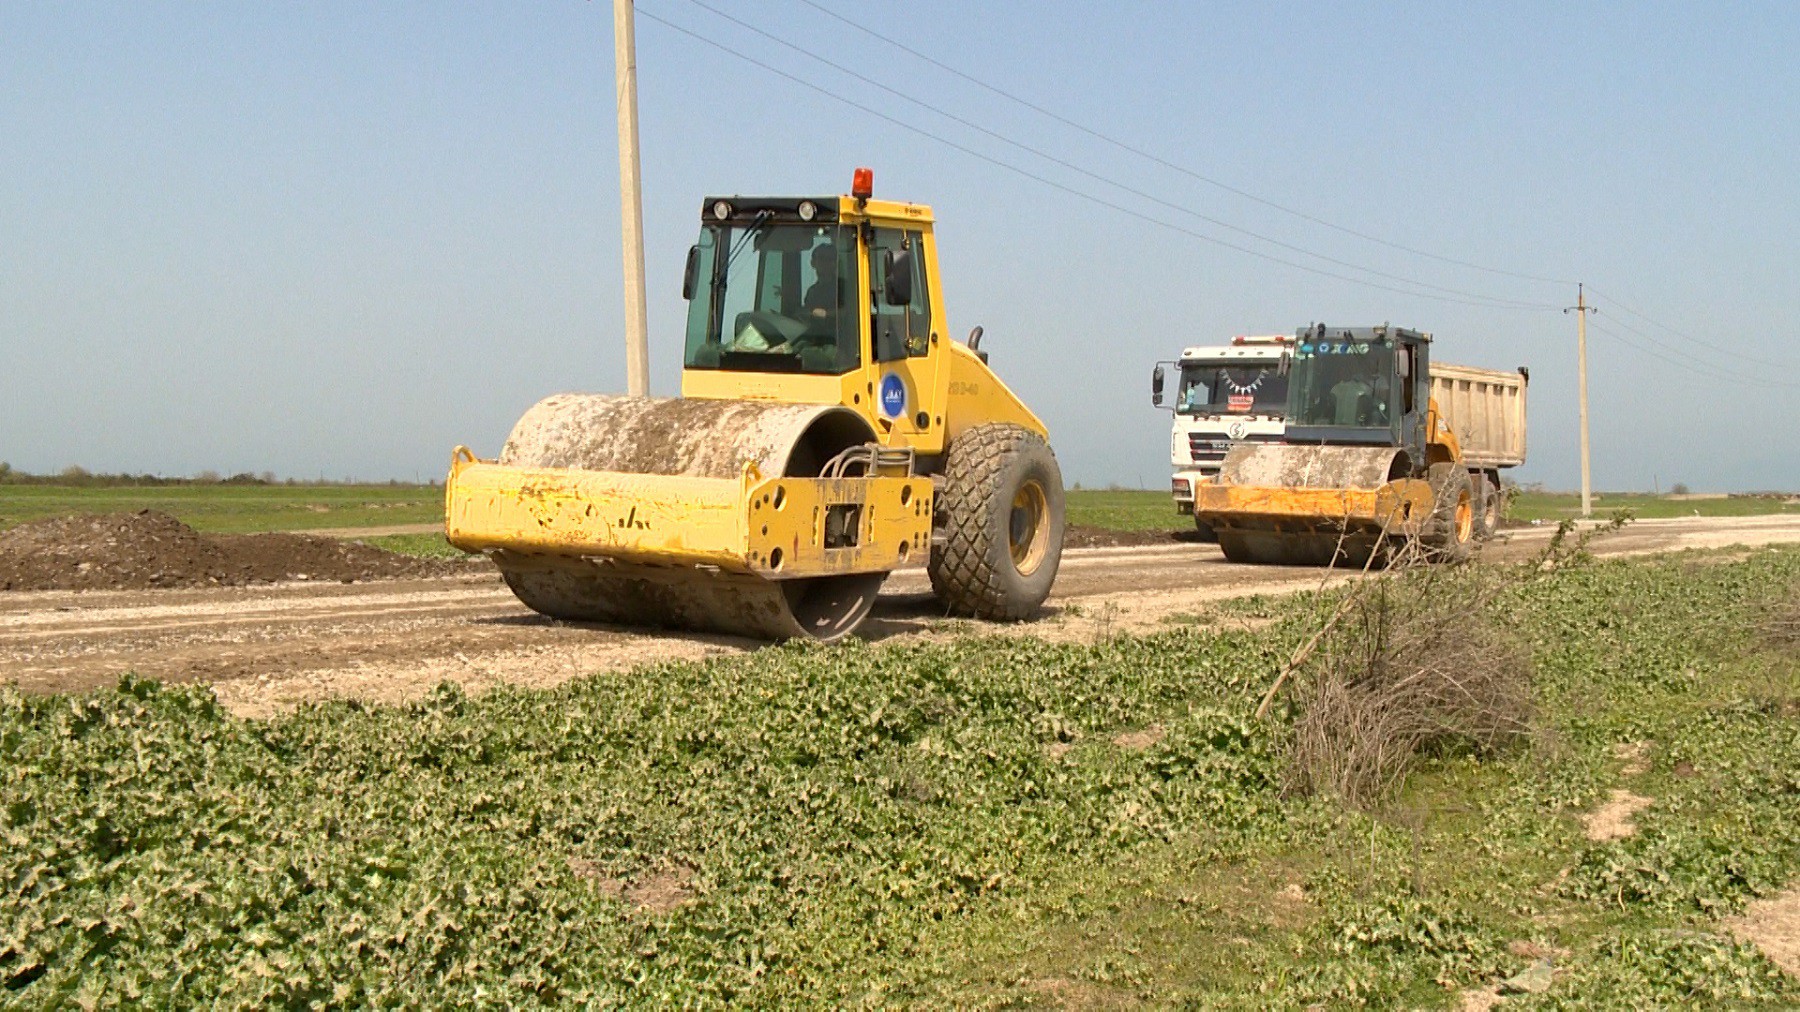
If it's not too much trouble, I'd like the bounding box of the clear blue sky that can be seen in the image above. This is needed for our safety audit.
[4,1,1795,490]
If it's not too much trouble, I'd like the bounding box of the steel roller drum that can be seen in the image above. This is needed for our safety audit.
[1212,443,1407,568]
[490,394,887,642]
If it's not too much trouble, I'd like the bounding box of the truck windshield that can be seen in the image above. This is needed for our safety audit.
[1176,361,1288,416]
[1287,339,1397,429]
[683,222,860,375]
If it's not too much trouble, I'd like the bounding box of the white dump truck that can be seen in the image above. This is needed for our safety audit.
[1150,335,1293,537]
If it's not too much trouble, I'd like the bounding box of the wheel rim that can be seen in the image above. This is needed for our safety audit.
[1454,491,1474,544]
[1009,479,1050,575]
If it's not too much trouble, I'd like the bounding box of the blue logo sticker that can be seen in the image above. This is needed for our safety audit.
[878,372,907,419]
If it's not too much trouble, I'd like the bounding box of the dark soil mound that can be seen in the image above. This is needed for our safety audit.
[0,511,467,591]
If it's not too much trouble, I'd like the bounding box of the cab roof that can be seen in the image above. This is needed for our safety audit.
[1178,345,1289,362]
[698,195,935,226]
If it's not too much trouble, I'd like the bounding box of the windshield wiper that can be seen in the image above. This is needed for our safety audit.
[723,211,773,275]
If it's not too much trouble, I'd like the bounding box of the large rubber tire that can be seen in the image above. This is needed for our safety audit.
[1476,473,1502,540]
[929,424,1065,620]
[1424,463,1476,563]
[1192,515,1219,543]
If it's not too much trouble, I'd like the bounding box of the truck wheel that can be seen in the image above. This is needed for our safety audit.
[1192,516,1219,543]
[1423,463,1475,562]
[1477,474,1502,539]
[930,424,1065,620]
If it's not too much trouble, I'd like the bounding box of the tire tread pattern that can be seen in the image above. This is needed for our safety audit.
[929,423,1061,619]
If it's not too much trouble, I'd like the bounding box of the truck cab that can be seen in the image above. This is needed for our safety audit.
[1151,335,1292,532]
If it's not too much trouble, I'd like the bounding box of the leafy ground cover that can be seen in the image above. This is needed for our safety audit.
[3,548,1798,1006]
[0,485,441,535]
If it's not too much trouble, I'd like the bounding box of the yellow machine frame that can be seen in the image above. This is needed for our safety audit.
[446,191,1034,591]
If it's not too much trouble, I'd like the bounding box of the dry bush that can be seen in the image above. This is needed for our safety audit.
[1760,589,1800,652]
[1268,519,1632,807]
[1283,559,1534,806]
[1252,514,1633,807]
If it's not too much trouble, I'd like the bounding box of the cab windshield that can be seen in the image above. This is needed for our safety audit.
[1287,338,1397,429]
[683,222,859,374]
[1176,360,1288,416]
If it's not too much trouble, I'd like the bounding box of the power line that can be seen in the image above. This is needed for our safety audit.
[1586,318,1794,389]
[1583,284,1794,369]
[792,0,1577,288]
[675,0,1558,311]
[636,8,1558,311]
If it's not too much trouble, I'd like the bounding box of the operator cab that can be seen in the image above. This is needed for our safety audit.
[1285,324,1432,451]
[681,183,931,377]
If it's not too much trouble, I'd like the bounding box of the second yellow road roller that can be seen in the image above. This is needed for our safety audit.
[445,169,1064,642]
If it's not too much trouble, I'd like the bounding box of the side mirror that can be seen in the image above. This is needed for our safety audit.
[1152,364,1167,407]
[883,248,913,306]
[681,245,700,301]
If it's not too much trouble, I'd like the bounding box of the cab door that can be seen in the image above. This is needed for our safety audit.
[866,225,944,451]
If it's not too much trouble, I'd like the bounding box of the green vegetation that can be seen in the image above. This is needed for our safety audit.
[5,547,1798,1005]
[1509,489,1800,521]
[1066,488,1191,532]
[0,484,441,535]
[361,533,465,560]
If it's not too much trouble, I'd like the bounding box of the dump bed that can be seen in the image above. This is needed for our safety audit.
[1429,363,1527,468]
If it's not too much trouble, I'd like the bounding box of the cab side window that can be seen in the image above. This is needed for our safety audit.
[869,227,932,362]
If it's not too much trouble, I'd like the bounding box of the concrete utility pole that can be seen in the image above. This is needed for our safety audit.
[614,0,650,397]
[1565,284,1596,517]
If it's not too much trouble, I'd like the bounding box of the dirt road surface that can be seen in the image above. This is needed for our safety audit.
[5,514,1798,718]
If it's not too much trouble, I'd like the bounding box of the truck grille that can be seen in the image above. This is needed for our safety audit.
[1188,432,1278,465]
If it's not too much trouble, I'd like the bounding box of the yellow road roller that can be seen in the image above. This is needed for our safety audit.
[445,169,1064,642]
[1193,324,1527,567]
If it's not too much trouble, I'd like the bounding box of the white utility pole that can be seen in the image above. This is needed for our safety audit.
[1565,284,1596,517]
[614,0,650,397]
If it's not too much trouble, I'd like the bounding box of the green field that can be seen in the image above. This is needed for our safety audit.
[5,547,1797,1005]
[1510,490,1800,521]
[0,483,442,534]
[5,482,1793,545]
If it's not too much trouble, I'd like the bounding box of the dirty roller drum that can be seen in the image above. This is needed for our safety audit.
[1211,444,1409,568]
[490,393,887,642]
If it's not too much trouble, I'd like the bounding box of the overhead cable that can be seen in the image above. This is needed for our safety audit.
[1586,319,1794,389]
[793,0,1577,288]
[1584,284,1794,369]
[678,0,1557,311]
[638,8,1557,311]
